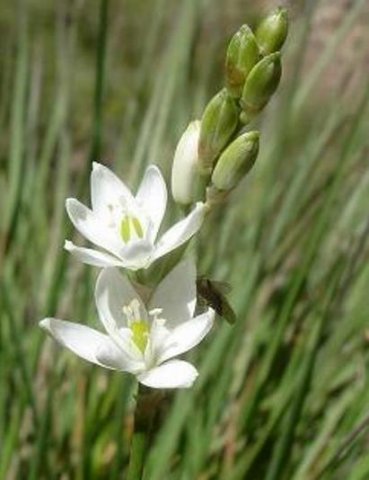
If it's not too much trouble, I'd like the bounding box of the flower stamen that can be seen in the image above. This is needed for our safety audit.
[120,215,144,243]
[123,299,149,353]
[149,308,166,326]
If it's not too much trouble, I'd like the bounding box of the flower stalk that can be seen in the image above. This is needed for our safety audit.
[127,427,147,480]
[39,6,289,477]
[127,385,164,480]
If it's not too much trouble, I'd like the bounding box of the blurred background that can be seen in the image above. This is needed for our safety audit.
[1,0,369,478]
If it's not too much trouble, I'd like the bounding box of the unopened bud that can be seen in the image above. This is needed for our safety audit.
[211,131,259,191]
[256,7,288,55]
[198,89,239,175]
[240,53,281,121]
[171,120,201,205]
[225,25,260,98]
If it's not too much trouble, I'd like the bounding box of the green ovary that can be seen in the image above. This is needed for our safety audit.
[131,321,149,352]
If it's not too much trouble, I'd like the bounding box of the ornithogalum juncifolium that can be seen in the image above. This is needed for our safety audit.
[65,163,206,270]
[40,260,214,388]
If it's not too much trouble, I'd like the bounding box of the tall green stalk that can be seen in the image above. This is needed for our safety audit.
[127,385,164,479]
[89,0,109,168]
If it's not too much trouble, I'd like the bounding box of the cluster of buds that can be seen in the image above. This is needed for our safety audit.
[171,7,288,207]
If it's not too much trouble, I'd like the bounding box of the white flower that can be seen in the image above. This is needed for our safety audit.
[64,163,206,270]
[171,120,201,205]
[39,260,214,389]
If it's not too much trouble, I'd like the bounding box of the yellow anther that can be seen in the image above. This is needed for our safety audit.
[120,217,131,242]
[131,321,149,353]
[132,217,144,238]
[120,216,144,242]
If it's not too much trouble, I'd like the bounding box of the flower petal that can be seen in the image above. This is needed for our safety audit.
[66,198,123,256]
[144,318,170,366]
[119,239,154,271]
[90,162,134,215]
[138,360,198,389]
[157,309,215,363]
[95,268,147,343]
[40,318,109,366]
[149,258,197,327]
[135,165,167,242]
[64,241,124,267]
[40,318,141,372]
[96,330,145,373]
[152,202,206,261]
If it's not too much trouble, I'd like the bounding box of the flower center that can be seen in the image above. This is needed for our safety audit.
[106,201,145,244]
[120,215,144,243]
[123,299,149,353]
[130,321,149,352]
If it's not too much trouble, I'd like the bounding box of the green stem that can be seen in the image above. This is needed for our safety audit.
[127,385,164,480]
[127,429,149,480]
[89,0,109,167]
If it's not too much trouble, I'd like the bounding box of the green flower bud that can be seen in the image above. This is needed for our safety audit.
[225,25,260,98]
[256,7,288,55]
[198,89,239,175]
[171,120,201,205]
[211,131,259,191]
[240,53,281,120]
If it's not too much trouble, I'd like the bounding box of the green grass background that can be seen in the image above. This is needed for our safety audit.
[1,0,369,478]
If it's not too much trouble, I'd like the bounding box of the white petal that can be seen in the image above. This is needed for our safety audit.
[90,162,134,215]
[95,267,147,335]
[158,309,215,363]
[119,239,154,271]
[135,165,167,242]
[96,331,145,373]
[152,202,206,261]
[64,241,124,267]
[149,258,197,327]
[40,318,141,372]
[138,360,198,389]
[66,198,123,256]
[40,318,110,367]
[144,318,170,366]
